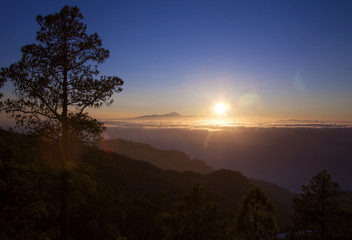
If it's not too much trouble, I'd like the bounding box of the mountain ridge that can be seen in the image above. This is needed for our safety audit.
[84,146,294,230]
[99,138,213,174]
[97,137,295,227]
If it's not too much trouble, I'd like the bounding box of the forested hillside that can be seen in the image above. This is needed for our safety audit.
[0,129,290,239]
[1,128,351,239]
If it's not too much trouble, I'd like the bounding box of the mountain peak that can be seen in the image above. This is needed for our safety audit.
[135,112,182,119]
[164,112,182,117]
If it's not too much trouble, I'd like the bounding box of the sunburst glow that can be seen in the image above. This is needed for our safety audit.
[214,102,229,115]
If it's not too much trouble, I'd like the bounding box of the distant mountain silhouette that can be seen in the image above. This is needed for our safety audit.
[99,138,213,174]
[134,111,182,119]
[107,127,352,192]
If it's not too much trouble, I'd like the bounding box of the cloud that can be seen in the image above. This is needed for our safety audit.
[102,118,352,131]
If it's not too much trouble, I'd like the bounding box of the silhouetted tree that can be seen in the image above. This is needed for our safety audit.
[0,130,59,239]
[0,74,5,112]
[0,129,128,239]
[0,6,123,240]
[289,170,345,240]
[234,187,278,240]
[68,162,127,240]
[0,76,4,99]
[158,183,223,240]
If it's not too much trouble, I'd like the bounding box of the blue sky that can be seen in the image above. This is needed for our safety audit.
[1,0,352,120]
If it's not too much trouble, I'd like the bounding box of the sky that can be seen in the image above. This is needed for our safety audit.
[1,0,352,121]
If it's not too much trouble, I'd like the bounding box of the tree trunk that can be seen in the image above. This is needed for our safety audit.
[60,119,68,240]
[321,171,326,240]
[60,46,69,240]
[60,169,68,240]
[254,208,258,240]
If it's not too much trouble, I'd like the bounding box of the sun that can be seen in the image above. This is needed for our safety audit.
[214,102,229,116]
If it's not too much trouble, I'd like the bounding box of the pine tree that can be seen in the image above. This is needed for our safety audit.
[234,187,278,240]
[289,170,345,240]
[158,183,223,240]
[0,76,4,99]
[0,6,123,240]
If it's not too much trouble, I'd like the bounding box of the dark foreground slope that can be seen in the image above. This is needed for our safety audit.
[4,128,349,239]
